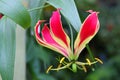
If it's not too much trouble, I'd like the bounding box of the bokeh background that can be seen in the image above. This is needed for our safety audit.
[26,0,120,80]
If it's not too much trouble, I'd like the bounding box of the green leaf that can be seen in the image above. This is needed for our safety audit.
[28,0,47,32]
[0,16,16,80]
[47,0,82,32]
[0,0,31,28]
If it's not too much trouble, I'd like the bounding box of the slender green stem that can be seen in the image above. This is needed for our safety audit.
[28,4,50,12]
[63,18,74,60]
[62,62,74,72]
[86,44,94,61]
[76,61,98,66]
[56,57,74,72]
[66,20,74,52]
[69,23,74,52]
[86,44,97,70]
[51,62,72,71]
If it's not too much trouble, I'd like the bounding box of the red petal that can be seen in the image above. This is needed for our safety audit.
[42,24,58,44]
[74,11,100,59]
[35,20,45,45]
[79,12,99,44]
[35,20,69,58]
[50,9,70,47]
[42,24,68,56]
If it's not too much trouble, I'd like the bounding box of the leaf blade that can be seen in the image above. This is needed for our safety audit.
[0,0,31,28]
[28,0,47,32]
[0,16,16,80]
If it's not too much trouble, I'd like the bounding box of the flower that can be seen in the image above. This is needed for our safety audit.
[35,9,102,73]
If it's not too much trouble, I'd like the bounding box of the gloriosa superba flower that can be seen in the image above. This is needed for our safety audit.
[35,9,103,73]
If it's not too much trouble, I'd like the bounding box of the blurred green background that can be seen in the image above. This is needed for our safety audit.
[26,0,120,80]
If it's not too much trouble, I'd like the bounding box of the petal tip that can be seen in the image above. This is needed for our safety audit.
[86,10,99,14]
[57,8,62,11]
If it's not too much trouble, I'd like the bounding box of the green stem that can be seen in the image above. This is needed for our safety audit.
[86,44,97,70]
[66,20,74,52]
[86,44,94,61]
[56,58,74,72]
[51,62,72,71]
[76,61,98,66]
[28,4,50,12]
[62,62,74,72]
[63,18,74,60]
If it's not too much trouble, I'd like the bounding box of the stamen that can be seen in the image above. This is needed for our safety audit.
[46,65,53,73]
[95,58,103,64]
[57,64,62,68]
[51,62,72,71]
[60,57,65,63]
[57,64,62,71]
[86,58,91,66]
[81,65,87,72]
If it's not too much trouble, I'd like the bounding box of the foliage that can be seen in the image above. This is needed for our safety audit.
[0,17,16,80]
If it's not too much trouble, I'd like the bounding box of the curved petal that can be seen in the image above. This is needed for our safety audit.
[50,9,70,49]
[74,11,100,59]
[35,20,69,58]
[41,24,69,57]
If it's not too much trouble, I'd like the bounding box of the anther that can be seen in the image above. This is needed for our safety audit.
[86,58,91,66]
[57,64,62,68]
[56,64,62,72]
[46,65,53,73]
[60,57,65,63]
[81,65,87,72]
[95,58,103,64]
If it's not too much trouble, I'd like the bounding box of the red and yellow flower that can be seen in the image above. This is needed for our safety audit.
[35,9,102,73]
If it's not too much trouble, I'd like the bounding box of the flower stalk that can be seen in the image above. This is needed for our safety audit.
[86,44,95,62]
